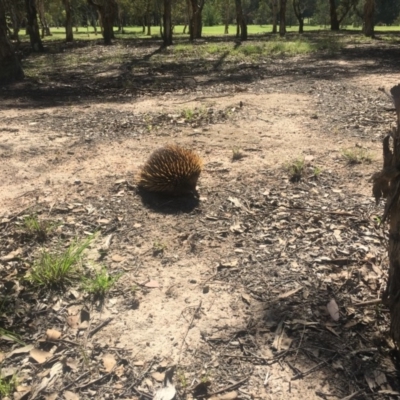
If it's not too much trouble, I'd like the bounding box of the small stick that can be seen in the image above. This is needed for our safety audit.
[207,376,249,396]
[122,357,156,395]
[339,390,364,400]
[353,299,381,307]
[61,371,90,391]
[291,356,337,380]
[88,317,113,338]
[178,301,202,362]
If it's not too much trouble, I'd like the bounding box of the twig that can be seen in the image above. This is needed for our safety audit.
[206,376,249,396]
[353,299,381,307]
[173,94,231,104]
[122,357,156,395]
[291,355,337,380]
[338,390,363,400]
[61,371,90,391]
[88,317,113,338]
[77,370,115,390]
[178,301,202,362]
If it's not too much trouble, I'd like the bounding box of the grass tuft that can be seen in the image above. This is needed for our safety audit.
[20,214,57,241]
[0,373,17,398]
[81,267,122,298]
[232,147,244,161]
[342,148,373,165]
[27,236,93,288]
[286,157,305,182]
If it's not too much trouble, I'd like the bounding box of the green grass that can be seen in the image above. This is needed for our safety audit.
[0,373,17,398]
[342,148,373,165]
[20,214,57,241]
[27,236,93,288]
[81,267,121,297]
[232,147,244,161]
[286,157,306,182]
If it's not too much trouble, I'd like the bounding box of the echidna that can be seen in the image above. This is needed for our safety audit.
[138,145,203,196]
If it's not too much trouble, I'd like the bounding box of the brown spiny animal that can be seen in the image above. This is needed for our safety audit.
[138,145,203,195]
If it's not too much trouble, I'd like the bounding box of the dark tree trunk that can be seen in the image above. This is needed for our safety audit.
[293,0,304,34]
[163,0,172,46]
[9,2,21,42]
[146,13,151,35]
[188,0,204,40]
[37,0,51,37]
[279,0,287,36]
[25,0,44,51]
[63,0,73,42]
[234,0,247,40]
[0,0,24,84]
[329,0,340,30]
[372,85,400,348]
[363,0,374,37]
[272,0,278,33]
[224,0,229,34]
[88,0,117,45]
[142,17,145,33]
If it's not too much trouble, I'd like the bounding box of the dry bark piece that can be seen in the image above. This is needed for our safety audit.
[30,349,53,364]
[46,329,61,341]
[64,391,80,400]
[102,354,117,372]
[327,299,340,321]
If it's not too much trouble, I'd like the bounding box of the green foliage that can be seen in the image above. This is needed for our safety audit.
[342,148,373,165]
[0,373,17,398]
[27,236,93,288]
[81,268,122,297]
[203,0,222,26]
[286,157,305,181]
[21,214,57,241]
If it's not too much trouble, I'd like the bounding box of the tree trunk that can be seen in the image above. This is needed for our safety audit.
[88,0,117,45]
[272,0,278,33]
[329,0,340,30]
[298,17,304,33]
[224,0,229,34]
[146,13,151,35]
[9,2,21,42]
[163,0,172,46]
[279,0,287,37]
[363,0,374,37]
[37,0,51,37]
[25,0,44,51]
[63,0,73,42]
[234,0,247,40]
[188,0,204,40]
[0,0,24,84]
[293,0,304,34]
[372,85,400,348]
[142,17,145,33]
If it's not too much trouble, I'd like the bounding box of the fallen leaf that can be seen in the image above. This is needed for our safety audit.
[64,391,80,400]
[46,329,61,341]
[278,287,303,299]
[103,354,117,372]
[30,348,52,364]
[145,280,160,288]
[152,372,165,382]
[112,254,125,262]
[6,344,35,358]
[67,315,80,329]
[209,391,238,400]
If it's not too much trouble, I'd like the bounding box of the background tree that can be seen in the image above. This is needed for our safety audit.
[328,0,357,30]
[87,0,117,44]
[188,0,204,39]
[25,0,44,51]
[163,0,172,45]
[37,0,52,37]
[235,0,248,39]
[4,0,25,42]
[293,0,305,31]
[0,0,24,84]
[279,0,287,36]
[363,0,374,36]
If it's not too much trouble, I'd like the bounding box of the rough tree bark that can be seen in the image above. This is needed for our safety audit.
[372,85,400,347]
[234,0,247,40]
[279,0,287,37]
[329,0,352,31]
[7,0,22,42]
[25,0,44,51]
[188,0,204,40]
[87,0,117,45]
[293,0,304,33]
[62,0,73,42]
[0,0,24,84]
[271,0,278,33]
[37,0,51,37]
[163,0,172,46]
[363,0,375,37]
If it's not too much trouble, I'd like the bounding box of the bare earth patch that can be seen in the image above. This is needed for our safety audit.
[0,37,399,400]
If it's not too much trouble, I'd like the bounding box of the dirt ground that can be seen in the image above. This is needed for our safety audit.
[1,35,400,400]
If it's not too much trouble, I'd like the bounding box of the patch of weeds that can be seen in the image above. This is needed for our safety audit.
[232,147,244,161]
[0,327,25,345]
[286,157,305,182]
[0,373,17,398]
[177,369,188,389]
[27,235,93,288]
[182,108,195,121]
[313,166,322,178]
[20,214,57,241]
[153,241,167,256]
[342,148,373,165]
[81,267,122,298]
